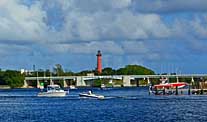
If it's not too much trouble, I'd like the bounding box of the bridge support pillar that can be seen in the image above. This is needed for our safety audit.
[50,79,54,85]
[191,77,194,89]
[123,76,131,87]
[191,77,194,83]
[176,77,179,83]
[63,79,67,88]
[23,80,28,88]
[37,79,40,88]
[76,76,86,87]
[147,77,150,84]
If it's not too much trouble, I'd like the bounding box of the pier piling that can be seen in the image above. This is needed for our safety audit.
[188,85,191,95]
[163,88,165,95]
[148,85,151,95]
[175,86,178,95]
[201,89,204,95]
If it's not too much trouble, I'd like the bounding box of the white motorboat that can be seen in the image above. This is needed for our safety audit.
[79,91,104,99]
[38,85,66,97]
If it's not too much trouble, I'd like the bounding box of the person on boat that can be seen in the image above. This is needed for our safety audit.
[88,90,92,95]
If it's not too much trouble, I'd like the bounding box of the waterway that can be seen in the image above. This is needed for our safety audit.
[0,87,207,122]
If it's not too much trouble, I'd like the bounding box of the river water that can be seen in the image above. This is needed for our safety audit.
[0,87,206,122]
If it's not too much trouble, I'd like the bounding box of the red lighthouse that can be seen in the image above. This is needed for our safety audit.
[96,50,102,74]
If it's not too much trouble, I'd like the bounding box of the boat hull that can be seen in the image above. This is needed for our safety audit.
[154,82,188,89]
[38,91,66,97]
[79,93,104,99]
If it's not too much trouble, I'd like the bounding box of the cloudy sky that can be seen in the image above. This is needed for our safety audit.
[0,0,207,73]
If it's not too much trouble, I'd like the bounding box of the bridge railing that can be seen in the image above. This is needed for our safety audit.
[25,74,207,80]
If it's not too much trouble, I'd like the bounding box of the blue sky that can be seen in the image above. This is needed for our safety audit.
[0,0,207,74]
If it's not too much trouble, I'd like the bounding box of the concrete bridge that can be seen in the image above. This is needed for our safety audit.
[23,74,207,88]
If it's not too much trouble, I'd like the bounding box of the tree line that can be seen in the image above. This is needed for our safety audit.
[27,64,155,77]
[0,70,24,88]
[0,64,203,88]
[0,64,155,88]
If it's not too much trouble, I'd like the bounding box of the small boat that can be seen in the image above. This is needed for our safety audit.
[38,85,66,97]
[153,82,188,89]
[79,91,104,99]
[69,85,77,89]
[150,77,188,95]
[101,84,106,88]
[100,84,106,90]
[154,77,188,89]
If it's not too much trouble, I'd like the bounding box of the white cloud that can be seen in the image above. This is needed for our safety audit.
[191,17,207,38]
[68,0,131,12]
[0,43,30,56]
[169,15,207,40]
[132,0,207,13]
[58,10,171,43]
[0,0,47,42]
[50,41,124,54]
[0,0,207,65]
[0,0,170,44]
[121,41,149,54]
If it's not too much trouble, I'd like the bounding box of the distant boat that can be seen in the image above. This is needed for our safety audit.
[100,84,106,89]
[154,77,188,89]
[150,77,188,95]
[69,85,77,89]
[79,91,104,99]
[38,85,66,97]
[153,82,188,89]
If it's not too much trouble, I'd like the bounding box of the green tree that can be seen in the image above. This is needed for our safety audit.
[93,79,102,87]
[116,65,155,75]
[45,69,51,76]
[102,67,116,75]
[0,71,6,85]
[64,71,74,76]
[76,70,94,76]
[3,70,24,88]
[53,64,64,76]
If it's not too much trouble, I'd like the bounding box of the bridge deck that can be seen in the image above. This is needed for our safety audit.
[25,74,207,80]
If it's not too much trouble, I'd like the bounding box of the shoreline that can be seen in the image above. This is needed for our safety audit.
[0,85,11,89]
